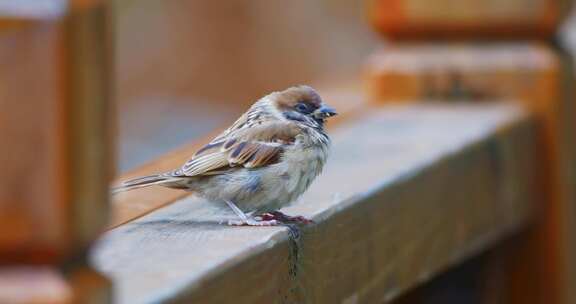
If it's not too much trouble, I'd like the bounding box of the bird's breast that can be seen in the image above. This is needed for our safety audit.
[199,136,330,213]
[279,140,329,194]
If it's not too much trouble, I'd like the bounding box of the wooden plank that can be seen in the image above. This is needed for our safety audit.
[503,46,576,304]
[0,1,112,303]
[0,0,111,262]
[60,0,113,245]
[369,0,568,39]
[365,43,559,107]
[0,21,67,262]
[93,103,536,303]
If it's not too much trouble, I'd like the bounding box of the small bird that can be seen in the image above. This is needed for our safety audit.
[114,85,337,226]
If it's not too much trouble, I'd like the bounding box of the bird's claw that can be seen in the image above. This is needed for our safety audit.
[226,211,313,226]
[257,211,314,225]
[227,219,280,226]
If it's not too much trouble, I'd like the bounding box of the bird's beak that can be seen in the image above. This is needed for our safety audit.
[314,105,338,119]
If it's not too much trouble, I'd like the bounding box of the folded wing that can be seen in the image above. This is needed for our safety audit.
[173,121,300,177]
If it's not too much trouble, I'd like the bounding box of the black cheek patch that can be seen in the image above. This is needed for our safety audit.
[283,112,306,122]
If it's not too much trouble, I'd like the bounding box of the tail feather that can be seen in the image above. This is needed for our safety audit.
[112,174,179,194]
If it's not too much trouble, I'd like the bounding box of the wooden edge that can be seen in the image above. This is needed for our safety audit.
[363,42,558,104]
[108,84,368,228]
[93,103,536,303]
[368,0,562,40]
[0,266,72,304]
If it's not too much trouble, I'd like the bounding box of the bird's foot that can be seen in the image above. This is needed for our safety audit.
[226,218,280,226]
[257,211,314,225]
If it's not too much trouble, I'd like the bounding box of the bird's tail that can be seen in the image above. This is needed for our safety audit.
[112,174,179,194]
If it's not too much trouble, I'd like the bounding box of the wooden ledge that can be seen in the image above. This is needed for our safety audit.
[93,103,536,303]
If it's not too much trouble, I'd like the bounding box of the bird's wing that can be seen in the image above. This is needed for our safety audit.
[173,119,301,177]
[208,100,269,144]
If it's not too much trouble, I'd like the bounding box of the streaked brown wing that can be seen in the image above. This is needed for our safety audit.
[176,121,300,177]
[228,142,283,168]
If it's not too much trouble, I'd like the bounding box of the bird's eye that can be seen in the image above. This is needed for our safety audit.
[295,102,312,114]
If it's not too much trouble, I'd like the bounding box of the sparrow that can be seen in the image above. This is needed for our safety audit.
[114,85,337,226]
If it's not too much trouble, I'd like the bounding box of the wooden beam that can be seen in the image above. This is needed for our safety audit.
[0,1,113,303]
[365,42,559,107]
[368,0,566,40]
[0,20,67,263]
[60,0,114,246]
[93,103,535,303]
[0,0,112,263]
[504,45,576,304]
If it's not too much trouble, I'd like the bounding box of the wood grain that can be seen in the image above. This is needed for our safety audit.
[93,103,536,303]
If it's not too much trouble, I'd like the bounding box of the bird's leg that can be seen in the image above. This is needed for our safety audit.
[258,211,314,225]
[224,200,279,226]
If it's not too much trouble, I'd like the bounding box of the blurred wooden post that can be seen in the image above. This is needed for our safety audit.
[0,1,113,303]
[503,43,576,304]
[366,43,576,304]
[366,1,576,303]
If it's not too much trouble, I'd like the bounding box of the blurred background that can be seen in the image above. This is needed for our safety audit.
[114,0,378,171]
[114,1,576,171]
[1,0,576,303]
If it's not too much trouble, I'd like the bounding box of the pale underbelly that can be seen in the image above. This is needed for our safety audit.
[189,160,320,213]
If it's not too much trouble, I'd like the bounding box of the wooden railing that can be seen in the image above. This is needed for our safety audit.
[0,1,112,303]
[94,102,537,303]
[1,1,575,303]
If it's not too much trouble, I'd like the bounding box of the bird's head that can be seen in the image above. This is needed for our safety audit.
[266,85,337,128]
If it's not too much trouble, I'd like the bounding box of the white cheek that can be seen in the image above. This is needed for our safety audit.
[263,99,287,121]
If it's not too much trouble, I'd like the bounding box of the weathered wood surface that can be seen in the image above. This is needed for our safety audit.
[93,103,535,304]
